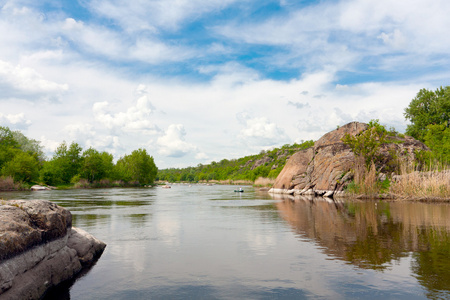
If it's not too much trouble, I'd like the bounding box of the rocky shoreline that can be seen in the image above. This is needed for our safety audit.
[269,122,429,199]
[0,200,106,299]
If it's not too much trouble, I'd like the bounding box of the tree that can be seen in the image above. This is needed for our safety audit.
[12,131,45,162]
[41,141,83,184]
[404,86,450,142]
[423,124,450,163]
[115,149,157,184]
[342,119,388,170]
[79,147,107,182]
[2,151,40,183]
[0,126,19,170]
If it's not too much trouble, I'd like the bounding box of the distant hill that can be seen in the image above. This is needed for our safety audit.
[157,140,314,183]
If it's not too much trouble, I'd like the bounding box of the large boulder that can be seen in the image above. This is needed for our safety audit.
[0,200,106,299]
[270,121,428,197]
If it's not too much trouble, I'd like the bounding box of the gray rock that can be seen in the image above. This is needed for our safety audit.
[0,200,106,299]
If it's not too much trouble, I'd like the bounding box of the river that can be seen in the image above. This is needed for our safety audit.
[1,185,449,299]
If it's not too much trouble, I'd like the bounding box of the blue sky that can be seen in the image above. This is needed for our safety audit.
[0,0,449,168]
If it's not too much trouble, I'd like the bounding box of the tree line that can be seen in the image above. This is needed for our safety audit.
[157,141,314,183]
[0,128,157,189]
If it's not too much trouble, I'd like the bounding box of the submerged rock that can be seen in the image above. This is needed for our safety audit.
[0,200,106,300]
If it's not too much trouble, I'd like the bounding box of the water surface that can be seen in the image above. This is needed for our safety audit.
[1,185,449,299]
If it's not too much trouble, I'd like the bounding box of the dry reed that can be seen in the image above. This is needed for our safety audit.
[389,161,450,200]
[0,176,20,191]
[254,177,275,187]
[349,157,381,196]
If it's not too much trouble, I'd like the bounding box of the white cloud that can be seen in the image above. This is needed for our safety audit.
[93,88,158,134]
[0,60,68,100]
[157,124,198,158]
[215,0,450,71]
[238,115,289,148]
[87,0,242,31]
[64,123,96,143]
[39,135,60,157]
[195,152,209,160]
[0,112,31,130]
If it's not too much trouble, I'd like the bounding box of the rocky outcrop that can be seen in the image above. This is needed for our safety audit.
[0,200,106,300]
[270,121,429,198]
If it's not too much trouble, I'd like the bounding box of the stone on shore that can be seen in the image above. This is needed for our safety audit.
[0,200,106,300]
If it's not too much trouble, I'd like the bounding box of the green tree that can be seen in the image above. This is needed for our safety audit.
[404,86,450,142]
[115,149,157,184]
[41,141,83,184]
[79,147,107,182]
[0,126,19,170]
[423,124,450,163]
[40,160,63,186]
[342,119,388,170]
[12,131,45,162]
[2,151,40,182]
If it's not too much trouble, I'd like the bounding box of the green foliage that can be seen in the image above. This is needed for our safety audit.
[1,151,40,182]
[41,141,83,185]
[423,124,450,164]
[115,149,157,185]
[157,140,314,183]
[0,126,158,189]
[0,126,19,170]
[404,86,450,142]
[79,148,110,183]
[341,119,388,169]
[12,131,45,162]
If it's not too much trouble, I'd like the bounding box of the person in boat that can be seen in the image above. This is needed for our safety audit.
[239,187,243,192]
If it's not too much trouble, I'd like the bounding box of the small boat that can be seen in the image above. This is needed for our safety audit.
[162,185,171,189]
[234,189,244,193]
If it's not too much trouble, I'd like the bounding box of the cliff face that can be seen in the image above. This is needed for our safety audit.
[270,121,428,197]
[0,200,106,300]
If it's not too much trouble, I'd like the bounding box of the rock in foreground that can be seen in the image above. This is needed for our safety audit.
[0,200,106,300]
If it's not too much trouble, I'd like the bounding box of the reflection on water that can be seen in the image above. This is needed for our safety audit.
[1,187,449,299]
[274,195,450,298]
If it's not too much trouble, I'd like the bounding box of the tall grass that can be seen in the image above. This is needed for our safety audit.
[346,157,382,197]
[0,176,21,191]
[389,160,450,200]
[254,177,275,187]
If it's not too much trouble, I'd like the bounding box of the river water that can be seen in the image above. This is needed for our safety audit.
[1,185,449,299]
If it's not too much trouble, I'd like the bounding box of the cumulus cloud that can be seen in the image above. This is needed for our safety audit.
[93,88,159,134]
[157,124,198,157]
[0,60,68,100]
[39,136,60,155]
[0,112,31,130]
[64,123,96,143]
[238,115,289,147]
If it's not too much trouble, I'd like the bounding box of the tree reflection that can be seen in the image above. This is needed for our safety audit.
[412,228,450,299]
[274,196,450,295]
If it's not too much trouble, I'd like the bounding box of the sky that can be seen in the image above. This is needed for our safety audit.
[0,0,449,168]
